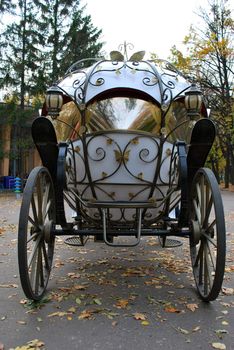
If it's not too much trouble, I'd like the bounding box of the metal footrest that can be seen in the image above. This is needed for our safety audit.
[102,208,142,247]
[64,236,88,246]
[158,236,183,248]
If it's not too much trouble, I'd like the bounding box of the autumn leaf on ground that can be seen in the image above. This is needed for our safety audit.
[14,338,45,350]
[93,298,102,305]
[74,284,88,290]
[186,303,198,312]
[78,309,94,320]
[222,287,234,295]
[114,299,129,309]
[133,313,147,321]
[211,342,226,349]
[215,329,229,339]
[177,327,189,335]
[164,306,181,313]
[0,228,5,235]
[0,283,18,288]
[47,311,68,318]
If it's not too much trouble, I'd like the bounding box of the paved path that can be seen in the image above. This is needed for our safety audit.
[0,191,233,350]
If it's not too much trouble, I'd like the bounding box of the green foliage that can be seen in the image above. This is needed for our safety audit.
[33,0,104,82]
[0,101,37,125]
[0,0,104,101]
[158,0,234,185]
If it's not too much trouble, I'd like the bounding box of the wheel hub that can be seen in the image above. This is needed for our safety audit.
[191,220,201,245]
[44,220,54,243]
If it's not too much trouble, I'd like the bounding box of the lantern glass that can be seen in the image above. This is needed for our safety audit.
[45,87,63,117]
[184,84,203,118]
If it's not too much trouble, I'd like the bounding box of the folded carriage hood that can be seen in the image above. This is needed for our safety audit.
[57,59,190,106]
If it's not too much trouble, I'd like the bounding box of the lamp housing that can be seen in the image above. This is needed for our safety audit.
[45,85,63,118]
[185,83,203,118]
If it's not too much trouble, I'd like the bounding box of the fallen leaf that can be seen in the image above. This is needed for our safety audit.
[93,298,102,306]
[78,309,94,320]
[192,326,201,332]
[186,303,198,312]
[114,299,129,309]
[164,306,181,313]
[222,287,234,295]
[215,329,229,339]
[17,320,27,325]
[75,297,82,305]
[47,311,67,318]
[211,342,226,349]
[68,307,76,314]
[0,284,18,288]
[141,320,150,326]
[178,327,189,335]
[74,284,88,290]
[221,310,228,315]
[14,339,45,350]
[221,321,229,326]
[133,313,147,321]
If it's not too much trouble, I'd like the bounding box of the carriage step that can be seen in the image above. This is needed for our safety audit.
[64,236,89,246]
[102,208,142,247]
[158,237,183,248]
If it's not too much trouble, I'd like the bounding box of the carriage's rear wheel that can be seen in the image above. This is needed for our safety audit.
[190,168,226,301]
[18,166,55,300]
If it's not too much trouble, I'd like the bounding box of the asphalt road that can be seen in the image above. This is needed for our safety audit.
[0,190,233,350]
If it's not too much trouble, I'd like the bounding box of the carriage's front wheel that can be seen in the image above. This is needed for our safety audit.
[189,168,226,301]
[18,166,55,300]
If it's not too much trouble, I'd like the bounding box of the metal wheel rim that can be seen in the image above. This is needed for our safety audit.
[18,166,55,300]
[190,168,226,301]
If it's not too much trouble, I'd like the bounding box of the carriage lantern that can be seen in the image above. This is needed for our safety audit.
[45,85,63,118]
[184,83,203,118]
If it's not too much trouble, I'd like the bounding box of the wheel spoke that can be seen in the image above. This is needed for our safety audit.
[37,177,43,223]
[27,231,40,244]
[202,231,217,247]
[33,244,42,294]
[193,198,201,224]
[194,242,203,267]
[200,176,205,224]
[42,184,50,220]
[31,194,39,226]
[27,235,41,268]
[42,240,50,270]
[203,241,212,294]
[203,195,213,228]
[206,239,216,269]
[198,241,204,285]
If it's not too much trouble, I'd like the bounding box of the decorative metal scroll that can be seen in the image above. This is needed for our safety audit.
[65,131,180,225]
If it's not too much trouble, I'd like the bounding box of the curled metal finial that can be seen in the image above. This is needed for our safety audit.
[118,41,134,60]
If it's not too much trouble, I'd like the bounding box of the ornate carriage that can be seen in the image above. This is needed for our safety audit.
[18,48,226,302]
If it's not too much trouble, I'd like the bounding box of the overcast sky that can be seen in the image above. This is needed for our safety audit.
[82,0,212,59]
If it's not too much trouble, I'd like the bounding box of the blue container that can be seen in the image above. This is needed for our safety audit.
[3,176,15,189]
[14,177,22,193]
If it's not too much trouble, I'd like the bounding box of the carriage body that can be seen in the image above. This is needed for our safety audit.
[45,58,202,229]
[17,54,226,302]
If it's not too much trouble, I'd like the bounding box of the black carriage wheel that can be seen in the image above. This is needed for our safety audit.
[18,166,55,300]
[190,168,226,301]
